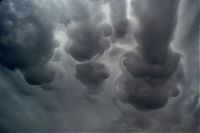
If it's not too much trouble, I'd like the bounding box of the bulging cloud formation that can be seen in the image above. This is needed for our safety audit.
[67,23,111,61]
[66,0,111,94]
[109,0,129,38]
[75,61,109,94]
[115,0,184,111]
[0,0,58,85]
[0,0,198,132]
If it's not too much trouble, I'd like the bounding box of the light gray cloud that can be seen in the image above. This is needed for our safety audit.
[109,0,129,38]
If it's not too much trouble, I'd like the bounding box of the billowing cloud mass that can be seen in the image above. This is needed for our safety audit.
[75,61,109,94]
[109,0,129,38]
[66,0,111,61]
[0,0,199,132]
[0,0,58,85]
[114,0,183,111]
[66,0,111,94]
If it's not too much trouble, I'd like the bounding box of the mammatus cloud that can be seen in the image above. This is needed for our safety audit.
[112,0,199,132]
[0,0,58,85]
[66,0,111,94]
[114,0,183,111]
[0,0,199,132]
[75,61,109,94]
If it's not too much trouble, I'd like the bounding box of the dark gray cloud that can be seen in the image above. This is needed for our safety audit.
[0,0,58,85]
[0,65,67,132]
[75,61,109,94]
[112,0,199,132]
[0,0,198,132]
[67,27,110,61]
[99,23,113,37]
[66,0,110,61]
[114,0,183,111]
[65,0,111,95]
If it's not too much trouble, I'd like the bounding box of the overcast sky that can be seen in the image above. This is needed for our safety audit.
[0,0,199,132]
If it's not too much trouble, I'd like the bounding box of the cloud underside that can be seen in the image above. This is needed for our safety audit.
[0,0,199,132]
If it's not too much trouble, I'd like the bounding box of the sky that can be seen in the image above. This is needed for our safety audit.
[0,0,199,132]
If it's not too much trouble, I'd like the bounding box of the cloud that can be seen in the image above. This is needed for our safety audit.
[65,0,111,94]
[0,0,198,132]
[0,65,68,132]
[0,0,58,85]
[75,61,109,94]
[109,0,129,38]
[111,0,199,132]
[66,0,110,61]
[114,0,183,111]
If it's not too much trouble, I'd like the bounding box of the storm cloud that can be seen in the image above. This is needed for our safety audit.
[113,0,185,111]
[0,0,58,85]
[0,0,199,132]
[75,61,109,94]
[66,0,111,61]
[66,0,111,94]
[109,0,129,38]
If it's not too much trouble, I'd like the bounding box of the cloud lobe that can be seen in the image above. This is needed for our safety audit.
[0,0,58,85]
[115,0,184,111]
